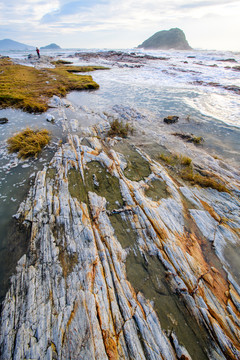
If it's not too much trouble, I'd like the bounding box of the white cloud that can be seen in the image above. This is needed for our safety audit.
[0,0,239,50]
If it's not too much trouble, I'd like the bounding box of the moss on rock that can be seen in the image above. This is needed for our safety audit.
[0,58,100,113]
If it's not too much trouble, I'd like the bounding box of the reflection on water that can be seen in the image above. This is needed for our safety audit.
[67,69,240,167]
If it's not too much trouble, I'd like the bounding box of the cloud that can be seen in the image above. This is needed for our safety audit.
[38,0,240,32]
[0,0,59,25]
[0,0,239,50]
[178,0,238,9]
[41,0,107,24]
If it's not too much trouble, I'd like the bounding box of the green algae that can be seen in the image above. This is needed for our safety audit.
[46,167,57,181]
[106,198,213,359]
[68,168,88,204]
[84,161,123,211]
[144,179,170,201]
[114,142,151,181]
[109,213,137,248]
[68,161,123,211]
[126,248,210,360]
[224,242,240,281]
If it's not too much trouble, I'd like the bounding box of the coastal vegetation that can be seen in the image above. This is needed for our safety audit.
[7,128,50,158]
[107,119,133,138]
[52,60,73,65]
[0,58,102,113]
[63,66,109,73]
[172,132,204,144]
[158,152,229,192]
[51,61,109,72]
[158,153,192,166]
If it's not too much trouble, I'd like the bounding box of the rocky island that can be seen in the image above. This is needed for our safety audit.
[40,43,61,50]
[138,28,192,50]
[0,53,240,360]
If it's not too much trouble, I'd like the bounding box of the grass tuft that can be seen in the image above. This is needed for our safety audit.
[107,119,133,138]
[52,60,73,65]
[192,136,203,144]
[158,153,192,166]
[180,155,192,166]
[172,132,204,145]
[7,128,50,158]
[158,152,229,192]
[180,168,229,192]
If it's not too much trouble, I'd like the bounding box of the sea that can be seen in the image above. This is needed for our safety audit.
[0,47,240,302]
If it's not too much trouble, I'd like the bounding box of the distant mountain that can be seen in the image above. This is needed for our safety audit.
[0,39,34,51]
[40,43,61,50]
[138,28,192,50]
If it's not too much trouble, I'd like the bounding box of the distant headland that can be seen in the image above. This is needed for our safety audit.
[138,28,192,50]
[0,39,61,51]
[0,39,34,51]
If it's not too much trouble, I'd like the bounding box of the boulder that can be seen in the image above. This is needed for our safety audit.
[164,115,179,124]
[0,117,8,124]
[46,114,55,122]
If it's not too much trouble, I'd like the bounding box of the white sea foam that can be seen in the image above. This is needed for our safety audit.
[79,48,240,128]
[184,92,240,127]
[4,48,239,129]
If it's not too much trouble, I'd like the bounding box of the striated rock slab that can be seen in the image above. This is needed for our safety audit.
[0,131,240,359]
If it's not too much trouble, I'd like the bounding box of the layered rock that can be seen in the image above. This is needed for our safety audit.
[0,125,240,359]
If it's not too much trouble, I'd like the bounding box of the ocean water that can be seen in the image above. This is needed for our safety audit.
[3,47,240,126]
[64,48,240,165]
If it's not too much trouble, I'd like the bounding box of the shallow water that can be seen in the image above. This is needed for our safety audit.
[67,62,240,167]
[0,107,63,301]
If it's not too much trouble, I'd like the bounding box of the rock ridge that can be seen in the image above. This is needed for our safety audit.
[0,125,240,359]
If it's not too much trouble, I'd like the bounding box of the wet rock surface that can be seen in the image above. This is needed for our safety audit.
[0,117,8,124]
[164,116,179,124]
[0,52,240,359]
[72,50,169,68]
[192,80,240,95]
[0,113,240,359]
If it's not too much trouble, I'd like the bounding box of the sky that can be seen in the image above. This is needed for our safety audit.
[0,0,239,51]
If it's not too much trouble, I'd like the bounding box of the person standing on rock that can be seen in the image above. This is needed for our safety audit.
[36,47,40,59]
